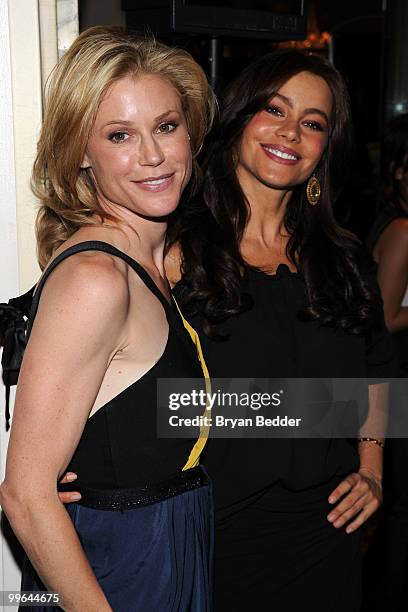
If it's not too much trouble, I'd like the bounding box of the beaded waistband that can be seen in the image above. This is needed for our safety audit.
[70,466,209,511]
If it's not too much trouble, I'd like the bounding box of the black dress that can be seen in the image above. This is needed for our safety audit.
[176,263,395,612]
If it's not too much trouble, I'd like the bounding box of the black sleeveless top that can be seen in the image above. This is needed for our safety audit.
[28,241,205,489]
[175,264,396,517]
[366,202,408,251]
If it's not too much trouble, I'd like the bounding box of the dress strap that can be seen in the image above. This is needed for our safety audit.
[172,297,212,470]
[29,241,172,335]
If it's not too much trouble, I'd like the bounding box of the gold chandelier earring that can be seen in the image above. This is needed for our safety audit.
[306,174,321,206]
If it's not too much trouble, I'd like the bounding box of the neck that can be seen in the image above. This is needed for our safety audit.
[99,198,168,274]
[235,164,297,270]
[236,165,293,246]
[241,181,292,246]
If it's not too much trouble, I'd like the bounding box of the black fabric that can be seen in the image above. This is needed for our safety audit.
[27,241,204,489]
[0,287,34,430]
[71,465,208,510]
[174,263,396,610]
[366,202,407,252]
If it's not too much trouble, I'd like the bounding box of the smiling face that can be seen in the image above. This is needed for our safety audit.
[82,73,192,219]
[236,71,333,197]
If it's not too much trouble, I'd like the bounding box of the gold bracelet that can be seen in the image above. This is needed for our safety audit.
[358,437,385,448]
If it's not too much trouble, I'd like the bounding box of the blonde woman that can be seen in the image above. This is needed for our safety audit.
[0,27,214,611]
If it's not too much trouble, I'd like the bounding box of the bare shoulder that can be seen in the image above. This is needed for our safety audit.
[35,251,130,337]
[381,217,408,242]
[376,218,408,255]
[45,249,128,296]
[165,242,183,287]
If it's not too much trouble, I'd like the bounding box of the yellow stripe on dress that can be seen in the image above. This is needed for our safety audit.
[172,296,212,470]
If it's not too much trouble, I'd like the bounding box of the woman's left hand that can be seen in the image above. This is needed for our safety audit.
[326,468,382,534]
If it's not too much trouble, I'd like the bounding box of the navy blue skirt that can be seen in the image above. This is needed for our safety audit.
[20,469,214,611]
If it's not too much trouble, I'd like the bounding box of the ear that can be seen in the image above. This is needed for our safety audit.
[81,151,91,169]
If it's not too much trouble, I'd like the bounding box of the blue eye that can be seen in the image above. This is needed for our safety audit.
[109,131,129,143]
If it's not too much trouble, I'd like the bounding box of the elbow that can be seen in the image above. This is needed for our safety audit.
[383,308,401,334]
[0,480,35,530]
[384,318,396,334]
[384,314,400,334]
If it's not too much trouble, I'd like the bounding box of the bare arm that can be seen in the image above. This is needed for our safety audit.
[0,254,129,611]
[358,382,388,480]
[326,383,387,533]
[374,218,408,333]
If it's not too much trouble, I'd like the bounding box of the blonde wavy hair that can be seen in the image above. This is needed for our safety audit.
[33,26,215,269]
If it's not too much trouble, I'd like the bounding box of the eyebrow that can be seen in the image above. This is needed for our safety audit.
[102,110,181,128]
[273,93,330,124]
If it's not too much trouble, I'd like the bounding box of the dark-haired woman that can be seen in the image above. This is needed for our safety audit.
[60,50,394,610]
[171,50,394,611]
[364,113,408,611]
[368,113,408,366]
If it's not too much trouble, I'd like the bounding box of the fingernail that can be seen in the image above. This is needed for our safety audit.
[328,497,335,504]
[66,473,76,481]
[346,527,352,534]
[327,514,334,522]
[70,494,81,501]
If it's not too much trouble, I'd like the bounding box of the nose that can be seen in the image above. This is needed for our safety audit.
[275,118,300,143]
[138,134,165,166]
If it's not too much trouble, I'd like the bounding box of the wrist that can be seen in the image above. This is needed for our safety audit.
[358,466,382,485]
[358,437,385,448]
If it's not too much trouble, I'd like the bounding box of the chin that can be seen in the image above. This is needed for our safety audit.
[258,177,298,190]
[141,201,180,220]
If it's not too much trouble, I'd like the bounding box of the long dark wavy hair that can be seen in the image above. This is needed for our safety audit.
[168,49,380,336]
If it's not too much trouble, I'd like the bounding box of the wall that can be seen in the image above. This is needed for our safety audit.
[79,0,125,30]
[0,0,78,602]
[0,0,42,597]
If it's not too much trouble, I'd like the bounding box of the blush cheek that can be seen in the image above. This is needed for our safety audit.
[246,113,269,135]
[164,138,192,188]
[107,150,134,175]
[90,155,125,201]
[304,137,327,169]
